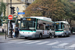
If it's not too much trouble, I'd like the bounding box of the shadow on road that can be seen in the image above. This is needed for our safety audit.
[17,35,73,40]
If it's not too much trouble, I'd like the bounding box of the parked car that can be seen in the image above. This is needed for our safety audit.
[71,27,75,34]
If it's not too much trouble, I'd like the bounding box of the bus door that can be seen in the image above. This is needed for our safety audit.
[50,26,55,34]
[43,25,50,36]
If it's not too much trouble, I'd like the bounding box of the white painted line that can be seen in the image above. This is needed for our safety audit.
[69,44,75,48]
[9,17,12,18]
[7,42,16,44]
[7,41,19,44]
[47,42,59,45]
[58,43,68,46]
[37,41,49,45]
[26,41,41,44]
[17,41,32,44]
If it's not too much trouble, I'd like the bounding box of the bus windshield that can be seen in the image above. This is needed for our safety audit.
[20,20,36,31]
[55,23,64,31]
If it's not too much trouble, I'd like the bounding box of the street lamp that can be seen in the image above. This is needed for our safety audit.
[16,7,19,12]
[16,7,19,18]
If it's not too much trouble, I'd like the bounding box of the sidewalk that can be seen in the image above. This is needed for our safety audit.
[0,35,6,43]
[0,35,19,43]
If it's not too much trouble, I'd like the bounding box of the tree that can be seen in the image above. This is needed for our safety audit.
[0,1,6,25]
[23,0,75,26]
[0,1,6,16]
[24,0,65,20]
[60,0,75,25]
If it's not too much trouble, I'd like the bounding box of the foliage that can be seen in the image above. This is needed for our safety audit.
[23,0,75,21]
[61,0,75,19]
[0,1,6,25]
[0,1,6,16]
[0,1,10,24]
[0,32,4,35]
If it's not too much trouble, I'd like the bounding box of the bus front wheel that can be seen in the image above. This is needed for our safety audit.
[67,33,70,37]
[64,33,67,37]
[49,33,53,38]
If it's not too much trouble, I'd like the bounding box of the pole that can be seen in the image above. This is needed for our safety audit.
[10,0,12,7]
[25,0,26,9]
[5,31,6,39]
[4,25,6,39]
[14,7,19,38]
[10,0,13,38]
[3,2,7,39]
[25,0,26,6]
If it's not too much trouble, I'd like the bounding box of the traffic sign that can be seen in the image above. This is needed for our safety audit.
[8,15,13,20]
[18,12,25,14]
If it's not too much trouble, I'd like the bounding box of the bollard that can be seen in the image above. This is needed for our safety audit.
[5,31,6,39]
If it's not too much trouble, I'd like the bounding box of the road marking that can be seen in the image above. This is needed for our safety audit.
[17,41,32,44]
[37,41,49,45]
[6,40,24,44]
[7,41,18,44]
[26,41,41,44]
[58,43,68,46]
[69,44,75,48]
[47,41,59,45]
[7,42,16,44]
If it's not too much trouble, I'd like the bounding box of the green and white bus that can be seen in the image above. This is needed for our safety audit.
[54,21,71,37]
[18,16,55,39]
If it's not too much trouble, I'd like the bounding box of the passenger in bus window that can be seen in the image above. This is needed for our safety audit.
[45,26,49,30]
[39,24,44,30]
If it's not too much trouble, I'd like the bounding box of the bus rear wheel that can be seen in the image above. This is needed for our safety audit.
[39,34,42,38]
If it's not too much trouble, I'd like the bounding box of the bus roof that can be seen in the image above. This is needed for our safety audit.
[26,16,53,22]
[55,21,69,24]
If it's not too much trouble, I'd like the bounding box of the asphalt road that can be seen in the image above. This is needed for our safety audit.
[0,35,75,50]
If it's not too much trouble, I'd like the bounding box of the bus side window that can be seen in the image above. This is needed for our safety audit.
[45,26,50,30]
[39,24,44,30]
[37,23,39,29]
[50,26,54,30]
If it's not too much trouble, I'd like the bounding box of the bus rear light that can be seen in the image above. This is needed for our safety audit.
[13,30,14,32]
[43,31,44,34]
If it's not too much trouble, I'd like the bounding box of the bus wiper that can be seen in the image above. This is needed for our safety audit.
[26,29,33,30]
[29,29,35,31]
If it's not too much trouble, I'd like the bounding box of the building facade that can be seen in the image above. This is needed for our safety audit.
[0,0,35,31]
[4,0,35,18]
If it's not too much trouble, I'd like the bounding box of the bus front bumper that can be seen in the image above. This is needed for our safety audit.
[19,32,37,38]
[20,34,36,38]
[55,32,64,36]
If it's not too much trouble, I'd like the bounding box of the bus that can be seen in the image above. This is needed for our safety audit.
[18,16,55,39]
[54,21,71,37]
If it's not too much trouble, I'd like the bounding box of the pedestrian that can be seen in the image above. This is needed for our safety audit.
[2,28,4,33]
[15,25,19,38]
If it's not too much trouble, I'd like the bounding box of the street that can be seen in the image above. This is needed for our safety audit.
[0,35,75,50]
[0,0,75,50]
